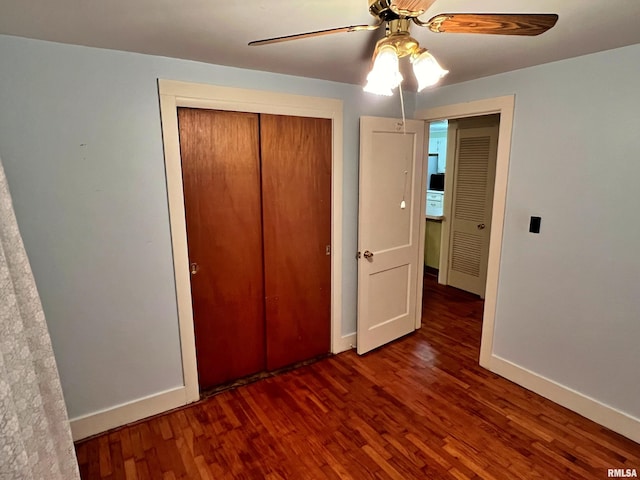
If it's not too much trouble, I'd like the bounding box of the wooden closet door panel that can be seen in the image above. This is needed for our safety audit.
[178,108,265,390]
[260,114,332,370]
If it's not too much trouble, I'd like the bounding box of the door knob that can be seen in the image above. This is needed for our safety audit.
[190,263,199,275]
[477,224,486,230]
[363,250,374,259]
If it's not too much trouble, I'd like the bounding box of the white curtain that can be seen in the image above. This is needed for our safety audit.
[0,156,80,480]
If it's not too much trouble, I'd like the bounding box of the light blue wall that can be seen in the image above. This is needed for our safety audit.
[416,43,640,419]
[0,34,413,419]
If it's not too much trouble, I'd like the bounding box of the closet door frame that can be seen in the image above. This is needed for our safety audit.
[158,79,344,403]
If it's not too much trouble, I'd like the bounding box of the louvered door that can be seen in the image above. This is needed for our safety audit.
[447,126,498,296]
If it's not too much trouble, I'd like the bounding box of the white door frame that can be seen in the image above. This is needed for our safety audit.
[158,79,344,403]
[414,95,515,367]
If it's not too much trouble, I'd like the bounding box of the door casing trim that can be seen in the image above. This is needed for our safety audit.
[158,79,344,403]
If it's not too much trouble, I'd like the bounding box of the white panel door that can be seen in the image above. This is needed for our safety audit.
[447,126,498,296]
[357,117,425,355]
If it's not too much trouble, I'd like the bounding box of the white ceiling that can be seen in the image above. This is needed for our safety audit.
[1,0,639,90]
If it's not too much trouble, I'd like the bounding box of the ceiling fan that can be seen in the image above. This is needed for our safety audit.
[249,0,559,94]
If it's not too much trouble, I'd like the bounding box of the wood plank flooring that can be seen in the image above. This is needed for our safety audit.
[75,275,640,479]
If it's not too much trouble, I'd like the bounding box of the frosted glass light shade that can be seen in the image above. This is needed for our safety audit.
[363,45,403,96]
[412,51,448,91]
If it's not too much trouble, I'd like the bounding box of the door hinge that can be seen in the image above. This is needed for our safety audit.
[325,245,331,256]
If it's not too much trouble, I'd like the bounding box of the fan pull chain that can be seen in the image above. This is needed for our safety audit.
[399,83,407,209]
[399,82,406,135]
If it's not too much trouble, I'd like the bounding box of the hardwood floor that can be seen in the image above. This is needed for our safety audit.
[75,275,640,479]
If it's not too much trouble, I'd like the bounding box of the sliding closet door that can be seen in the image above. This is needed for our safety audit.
[178,108,265,390]
[260,114,332,370]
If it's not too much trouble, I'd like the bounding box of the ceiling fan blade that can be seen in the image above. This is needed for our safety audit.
[249,22,382,46]
[424,13,559,36]
[389,0,437,16]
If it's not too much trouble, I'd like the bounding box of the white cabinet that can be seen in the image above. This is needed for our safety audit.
[426,190,444,217]
[429,134,447,173]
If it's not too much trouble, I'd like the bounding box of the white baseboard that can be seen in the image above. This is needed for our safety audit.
[70,334,358,442]
[70,386,188,441]
[484,354,640,444]
[333,332,356,354]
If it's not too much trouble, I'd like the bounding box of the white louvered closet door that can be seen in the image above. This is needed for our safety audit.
[448,126,498,297]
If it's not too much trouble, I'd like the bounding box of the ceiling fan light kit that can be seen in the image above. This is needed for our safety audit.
[249,0,558,95]
[364,45,448,95]
[364,17,449,95]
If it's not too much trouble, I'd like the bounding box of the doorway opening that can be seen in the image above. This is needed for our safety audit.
[414,95,515,368]
[425,114,500,299]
